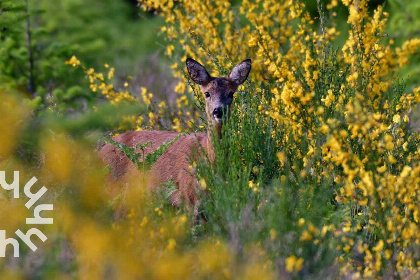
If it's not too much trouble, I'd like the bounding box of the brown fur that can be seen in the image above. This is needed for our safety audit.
[99,131,209,206]
[201,78,238,134]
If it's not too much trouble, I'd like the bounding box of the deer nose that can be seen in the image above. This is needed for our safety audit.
[213,107,223,119]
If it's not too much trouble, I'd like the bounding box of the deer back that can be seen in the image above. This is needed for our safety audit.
[99,130,208,205]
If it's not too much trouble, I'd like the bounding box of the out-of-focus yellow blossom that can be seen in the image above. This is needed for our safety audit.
[65,55,80,67]
[285,255,304,272]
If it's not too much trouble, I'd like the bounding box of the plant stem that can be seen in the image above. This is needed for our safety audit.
[25,0,36,97]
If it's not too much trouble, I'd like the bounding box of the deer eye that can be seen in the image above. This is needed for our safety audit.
[205,92,210,98]
[228,91,235,98]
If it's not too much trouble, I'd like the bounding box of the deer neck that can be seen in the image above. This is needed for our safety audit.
[205,123,222,163]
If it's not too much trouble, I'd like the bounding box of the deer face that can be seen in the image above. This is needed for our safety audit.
[186,58,252,131]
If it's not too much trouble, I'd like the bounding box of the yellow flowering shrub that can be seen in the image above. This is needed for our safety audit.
[137,0,420,278]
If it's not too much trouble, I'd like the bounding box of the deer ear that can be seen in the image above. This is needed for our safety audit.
[228,59,251,85]
[186,58,211,86]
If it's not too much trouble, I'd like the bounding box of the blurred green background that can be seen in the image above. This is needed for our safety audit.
[1,0,419,114]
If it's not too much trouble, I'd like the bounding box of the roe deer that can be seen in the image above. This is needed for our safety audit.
[99,58,251,208]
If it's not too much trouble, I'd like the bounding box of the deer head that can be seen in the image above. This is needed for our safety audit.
[186,58,252,136]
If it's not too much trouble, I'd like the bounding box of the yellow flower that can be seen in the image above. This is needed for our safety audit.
[285,255,304,272]
[277,152,286,166]
[252,166,259,174]
[199,178,207,190]
[165,44,175,56]
[167,238,177,251]
[298,218,305,227]
[270,229,277,240]
[388,154,397,164]
[373,240,384,252]
[300,230,312,241]
[65,55,80,67]
[377,165,386,173]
